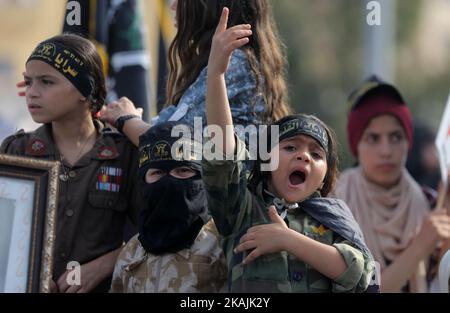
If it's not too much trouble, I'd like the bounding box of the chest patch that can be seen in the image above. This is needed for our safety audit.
[96,166,123,192]
[311,224,329,236]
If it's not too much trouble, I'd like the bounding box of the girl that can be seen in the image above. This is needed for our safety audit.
[333,75,450,292]
[202,8,378,293]
[1,34,142,293]
[99,0,290,146]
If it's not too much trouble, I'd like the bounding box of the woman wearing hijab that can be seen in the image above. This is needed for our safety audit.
[333,75,450,292]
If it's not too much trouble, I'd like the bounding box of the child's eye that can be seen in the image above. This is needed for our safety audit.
[171,167,196,179]
[145,169,165,183]
[24,80,31,86]
[42,79,53,85]
[152,170,164,176]
[311,151,323,160]
[147,169,164,176]
[283,145,296,152]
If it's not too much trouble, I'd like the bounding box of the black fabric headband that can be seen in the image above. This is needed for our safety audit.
[139,138,201,168]
[26,41,93,97]
[278,116,329,153]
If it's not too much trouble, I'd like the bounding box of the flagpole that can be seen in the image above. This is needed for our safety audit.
[363,0,397,81]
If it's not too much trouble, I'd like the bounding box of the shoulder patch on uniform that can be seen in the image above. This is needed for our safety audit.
[26,139,47,155]
[97,146,119,159]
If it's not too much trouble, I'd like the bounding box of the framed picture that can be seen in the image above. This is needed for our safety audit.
[0,153,59,293]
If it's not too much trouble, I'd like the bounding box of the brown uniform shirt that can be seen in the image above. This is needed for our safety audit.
[0,121,142,291]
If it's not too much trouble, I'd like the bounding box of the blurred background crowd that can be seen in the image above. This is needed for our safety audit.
[0,0,449,183]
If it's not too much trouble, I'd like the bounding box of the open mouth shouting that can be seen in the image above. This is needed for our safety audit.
[289,169,307,187]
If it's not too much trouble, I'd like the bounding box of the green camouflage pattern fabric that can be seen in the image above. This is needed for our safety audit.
[202,136,375,293]
[110,220,227,293]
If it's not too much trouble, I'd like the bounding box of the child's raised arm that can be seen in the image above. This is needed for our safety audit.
[206,7,252,156]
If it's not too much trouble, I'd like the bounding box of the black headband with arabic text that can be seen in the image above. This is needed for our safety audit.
[278,116,329,153]
[26,41,93,97]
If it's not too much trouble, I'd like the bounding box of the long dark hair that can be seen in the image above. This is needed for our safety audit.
[249,114,339,197]
[167,0,290,121]
[46,33,106,115]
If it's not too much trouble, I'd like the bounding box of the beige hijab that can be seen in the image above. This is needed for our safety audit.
[334,166,430,292]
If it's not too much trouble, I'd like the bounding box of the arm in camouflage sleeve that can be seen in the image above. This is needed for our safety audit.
[236,206,349,279]
[110,238,144,293]
[331,239,376,293]
[202,8,254,237]
[202,136,250,236]
[110,246,130,293]
[110,262,125,293]
[206,7,254,156]
[207,8,238,156]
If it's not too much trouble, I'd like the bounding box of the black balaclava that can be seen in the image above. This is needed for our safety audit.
[137,121,208,255]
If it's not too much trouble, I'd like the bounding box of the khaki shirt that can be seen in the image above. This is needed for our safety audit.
[0,121,142,290]
[110,220,227,293]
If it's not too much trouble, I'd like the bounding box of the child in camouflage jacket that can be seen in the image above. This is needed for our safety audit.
[202,7,379,293]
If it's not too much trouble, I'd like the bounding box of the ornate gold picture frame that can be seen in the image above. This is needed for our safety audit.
[0,154,59,293]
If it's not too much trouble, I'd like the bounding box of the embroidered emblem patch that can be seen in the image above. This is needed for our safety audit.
[97,146,118,159]
[96,167,122,192]
[26,139,46,155]
[311,224,329,236]
[151,141,171,161]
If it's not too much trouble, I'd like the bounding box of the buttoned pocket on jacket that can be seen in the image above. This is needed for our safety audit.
[88,191,127,212]
[81,191,127,243]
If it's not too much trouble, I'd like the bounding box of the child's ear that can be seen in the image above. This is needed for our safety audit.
[319,181,325,190]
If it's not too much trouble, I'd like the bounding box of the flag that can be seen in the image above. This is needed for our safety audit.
[63,0,151,121]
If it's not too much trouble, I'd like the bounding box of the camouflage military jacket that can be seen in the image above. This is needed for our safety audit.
[110,220,227,293]
[202,137,376,293]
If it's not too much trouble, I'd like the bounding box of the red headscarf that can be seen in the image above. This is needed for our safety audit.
[347,92,413,157]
